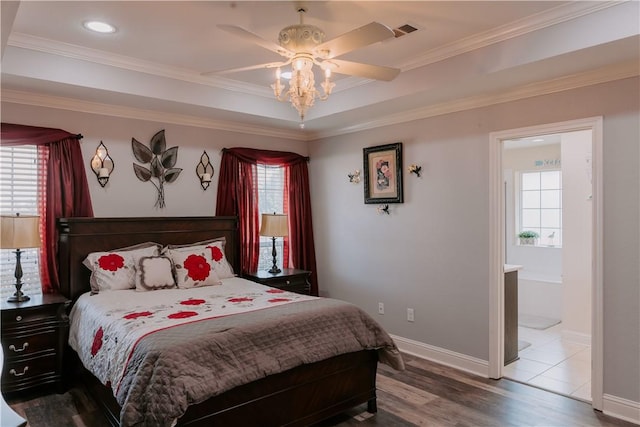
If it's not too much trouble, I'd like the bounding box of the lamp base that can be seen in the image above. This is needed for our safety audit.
[268,266,282,274]
[7,291,30,303]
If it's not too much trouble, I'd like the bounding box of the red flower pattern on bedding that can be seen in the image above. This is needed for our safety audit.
[167,311,198,319]
[268,298,291,303]
[207,245,224,262]
[123,311,153,320]
[91,327,104,357]
[266,289,285,293]
[183,254,211,281]
[180,299,205,306]
[98,254,125,272]
[228,297,253,303]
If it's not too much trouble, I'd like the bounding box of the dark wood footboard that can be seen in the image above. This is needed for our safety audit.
[80,349,378,427]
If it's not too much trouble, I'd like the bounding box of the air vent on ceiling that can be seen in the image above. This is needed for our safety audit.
[393,24,418,38]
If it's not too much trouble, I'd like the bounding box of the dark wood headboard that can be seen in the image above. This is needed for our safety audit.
[57,216,239,301]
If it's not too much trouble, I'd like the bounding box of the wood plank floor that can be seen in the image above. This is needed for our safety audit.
[7,353,635,427]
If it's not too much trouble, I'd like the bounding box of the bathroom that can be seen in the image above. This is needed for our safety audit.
[502,129,593,400]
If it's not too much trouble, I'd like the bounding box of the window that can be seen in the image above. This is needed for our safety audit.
[519,170,562,247]
[256,164,285,270]
[0,145,43,298]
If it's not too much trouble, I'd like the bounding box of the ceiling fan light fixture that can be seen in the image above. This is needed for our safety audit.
[273,54,334,125]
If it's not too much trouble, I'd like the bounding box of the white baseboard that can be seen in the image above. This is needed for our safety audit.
[603,394,640,425]
[561,329,592,346]
[390,334,489,378]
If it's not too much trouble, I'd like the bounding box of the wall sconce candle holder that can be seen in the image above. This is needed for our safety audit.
[196,151,214,190]
[408,164,422,177]
[90,141,114,187]
[348,169,361,183]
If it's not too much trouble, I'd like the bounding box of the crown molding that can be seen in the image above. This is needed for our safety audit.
[1,89,306,141]
[3,63,636,143]
[399,1,622,71]
[309,62,639,140]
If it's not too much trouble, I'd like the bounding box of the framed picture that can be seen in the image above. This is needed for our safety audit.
[363,142,403,204]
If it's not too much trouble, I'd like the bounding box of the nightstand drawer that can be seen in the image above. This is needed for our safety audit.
[2,329,58,361]
[1,354,58,392]
[1,307,60,328]
[244,268,312,295]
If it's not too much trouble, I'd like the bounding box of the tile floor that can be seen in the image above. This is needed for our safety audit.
[503,323,592,402]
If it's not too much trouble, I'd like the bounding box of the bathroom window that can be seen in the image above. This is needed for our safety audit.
[519,170,562,247]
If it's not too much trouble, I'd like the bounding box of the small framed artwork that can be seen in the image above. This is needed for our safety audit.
[363,142,403,204]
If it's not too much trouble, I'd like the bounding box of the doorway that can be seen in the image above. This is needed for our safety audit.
[488,117,604,411]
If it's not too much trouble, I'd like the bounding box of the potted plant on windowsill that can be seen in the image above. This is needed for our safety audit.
[518,230,539,245]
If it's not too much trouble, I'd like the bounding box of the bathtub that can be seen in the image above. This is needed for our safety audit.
[517,272,563,320]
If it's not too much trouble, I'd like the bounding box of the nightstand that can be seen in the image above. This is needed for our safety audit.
[1,293,70,396]
[245,268,312,295]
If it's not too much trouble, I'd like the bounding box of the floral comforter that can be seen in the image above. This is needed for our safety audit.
[68,277,404,427]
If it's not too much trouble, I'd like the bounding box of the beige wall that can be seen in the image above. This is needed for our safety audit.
[561,130,593,340]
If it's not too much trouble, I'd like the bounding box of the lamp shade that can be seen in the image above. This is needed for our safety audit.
[0,215,41,249]
[259,214,288,237]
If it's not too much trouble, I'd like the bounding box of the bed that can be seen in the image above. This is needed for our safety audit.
[58,216,403,427]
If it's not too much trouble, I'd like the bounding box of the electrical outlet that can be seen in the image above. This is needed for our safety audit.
[378,302,384,315]
[407,308,414,322]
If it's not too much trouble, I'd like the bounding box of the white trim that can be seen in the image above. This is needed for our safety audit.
[3,65,635,143]
[603,395,640,425]
[391,334,489,378]
[0,89,306,141]
[488,117,604,410]
[311,62,637,140]
[591,117,604,411]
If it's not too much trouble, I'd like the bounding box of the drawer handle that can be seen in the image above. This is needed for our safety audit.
[15,315,22,322]
[286,280,290,285]
[9,366,29,377]
[9,342,29,353]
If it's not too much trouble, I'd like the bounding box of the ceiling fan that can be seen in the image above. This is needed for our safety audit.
[207,8,400,81]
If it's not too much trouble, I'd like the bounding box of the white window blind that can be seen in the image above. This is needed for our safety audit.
[519,170,562,247]
[0,145,42,299]
[256,164,285,271]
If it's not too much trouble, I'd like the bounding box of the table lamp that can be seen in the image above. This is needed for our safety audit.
[259,213,288,274]
[1,214,40,302]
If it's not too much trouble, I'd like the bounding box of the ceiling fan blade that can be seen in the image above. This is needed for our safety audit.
[201,61,289,76]
[325,59,400,81]
[217,25,293,58]
[314,22,395,59]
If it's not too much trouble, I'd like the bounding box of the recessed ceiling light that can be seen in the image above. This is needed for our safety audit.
[83,20,116,34]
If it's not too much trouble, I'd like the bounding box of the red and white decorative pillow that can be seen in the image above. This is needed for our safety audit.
[167,249,223,288]
[165,238,235,281]
[83,243,161,292]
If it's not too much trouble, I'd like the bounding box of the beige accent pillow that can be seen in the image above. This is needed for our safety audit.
[135,256,177,291]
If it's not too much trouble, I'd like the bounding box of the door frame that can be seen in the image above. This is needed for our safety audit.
[488,116,603,410]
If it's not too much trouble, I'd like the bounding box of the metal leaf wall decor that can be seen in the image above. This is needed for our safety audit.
[132,129,182,208]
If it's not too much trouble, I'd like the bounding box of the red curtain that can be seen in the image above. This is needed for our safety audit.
[215,147,318,295]
[1,123,94,293]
